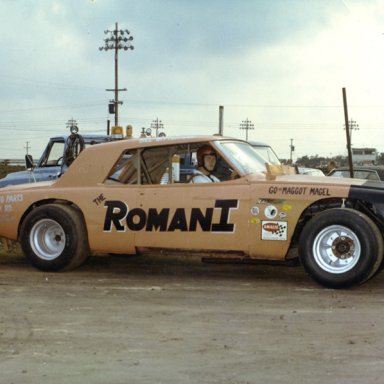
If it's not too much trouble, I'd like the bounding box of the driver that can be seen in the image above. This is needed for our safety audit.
[190,145,220,183]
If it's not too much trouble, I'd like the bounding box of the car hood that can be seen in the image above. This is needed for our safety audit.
[248,172,356,183]
[0,180,54,191]
[271,173,367,186]
[247,172,384,204]
[0,170,33,187]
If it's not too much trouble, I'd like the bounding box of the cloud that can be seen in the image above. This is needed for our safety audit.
[0,0,384,160]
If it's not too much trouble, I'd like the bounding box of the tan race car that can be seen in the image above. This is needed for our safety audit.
[0,135,383,288]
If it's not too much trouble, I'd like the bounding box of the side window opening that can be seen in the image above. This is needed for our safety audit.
[106,150,138,184]
[104,142,234,185]
[105,146,177,185]
[141,147,173,184]
[40,141,65,167]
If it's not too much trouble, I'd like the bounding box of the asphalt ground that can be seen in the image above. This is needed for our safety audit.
[1,249,384,384]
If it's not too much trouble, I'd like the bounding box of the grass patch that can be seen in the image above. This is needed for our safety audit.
[0,164,25,179]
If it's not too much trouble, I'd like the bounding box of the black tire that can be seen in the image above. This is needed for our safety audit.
[298,208,383,288]
[19,204,89,271]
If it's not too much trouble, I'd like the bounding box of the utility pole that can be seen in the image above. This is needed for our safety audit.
[99,22,134,128]
[239,118,254,141]
[24,141,31,155]
[344,119,359,143]
[151,118,164,137]
[342,88,354,177]
[290,139,295,163]
[218,106,224,135]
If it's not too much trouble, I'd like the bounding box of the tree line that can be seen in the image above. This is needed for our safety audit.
[291,153,384,172]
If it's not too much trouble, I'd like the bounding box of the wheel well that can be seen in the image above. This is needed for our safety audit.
[18,199,86,239]
[291,197,384,247]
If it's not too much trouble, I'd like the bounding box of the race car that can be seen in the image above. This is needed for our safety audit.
[0,135,383,289]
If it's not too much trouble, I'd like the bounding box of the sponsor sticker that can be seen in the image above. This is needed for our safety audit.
[264,205,278,219]
[250,206,259,216]
[261,221,287,241]
[282,203,292,211]
[250,217,260,224]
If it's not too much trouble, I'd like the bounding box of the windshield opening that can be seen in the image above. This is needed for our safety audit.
[253,146,281,165]
[215,141,267,175]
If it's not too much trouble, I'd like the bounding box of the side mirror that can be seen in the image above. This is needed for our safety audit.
[25,154,34,170]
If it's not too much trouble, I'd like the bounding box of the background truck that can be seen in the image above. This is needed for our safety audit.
[0,127,115,188]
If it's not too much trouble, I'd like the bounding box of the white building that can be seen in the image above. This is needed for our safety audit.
[352,148,377,164]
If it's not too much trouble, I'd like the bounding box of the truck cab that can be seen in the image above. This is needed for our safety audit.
[0,127,115,188]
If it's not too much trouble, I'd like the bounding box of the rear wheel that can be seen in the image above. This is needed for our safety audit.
[20,204,89,271]
[299,208,383,288]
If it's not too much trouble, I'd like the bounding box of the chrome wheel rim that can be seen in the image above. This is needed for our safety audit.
[313,225,361,274]
[30,219,65,260]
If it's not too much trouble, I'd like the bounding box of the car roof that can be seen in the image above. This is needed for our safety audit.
[334,165,384,170]
[49,133,115,141]
[248,140,270,147]
[329,166,384,181]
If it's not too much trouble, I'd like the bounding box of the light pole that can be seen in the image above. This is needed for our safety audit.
[99,22,134,128]
[290,138,295,163]
[66,118,79,133]
[239,118,254,141]
[344,119,359,143]
[151,118,164,137]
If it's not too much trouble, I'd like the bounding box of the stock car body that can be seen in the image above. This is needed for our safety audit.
[1,135,384,288]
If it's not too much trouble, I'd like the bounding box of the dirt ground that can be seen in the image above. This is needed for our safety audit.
[1,249,384,384]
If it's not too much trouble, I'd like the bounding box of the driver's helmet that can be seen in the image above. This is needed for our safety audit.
[197,145,216,167]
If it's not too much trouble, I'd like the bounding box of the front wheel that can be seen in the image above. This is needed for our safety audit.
[20,204,89,271]
[299,208,383,288]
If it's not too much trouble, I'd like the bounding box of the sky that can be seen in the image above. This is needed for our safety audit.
[0,0,384,161]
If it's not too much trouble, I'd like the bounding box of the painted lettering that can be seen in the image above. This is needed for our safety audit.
[168,208,188,232]
[309,187,331,196]
[103,200,127,231]
[5,194,23,203]
[281,187,307,195]
[126,208,147,231]
[211,199,238,232]
[268,186,278,194]
[146,208,170,231]
[93,193,106,206]
[103,199,238,233]
[267,186,308,196]
[4,204,12,212]
[189,208,213,231]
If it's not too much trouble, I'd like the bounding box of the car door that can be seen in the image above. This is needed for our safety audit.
[91,143,252,255]
[132,181,251,253]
